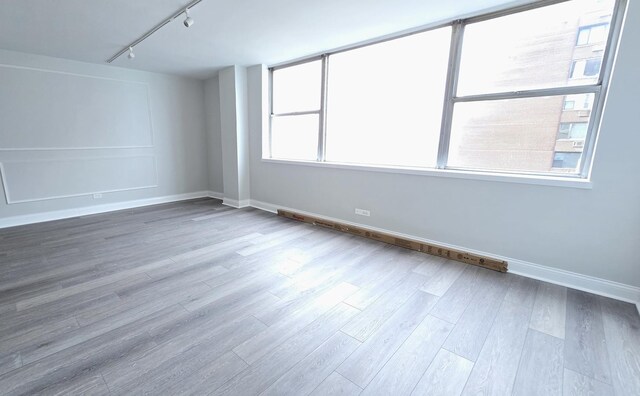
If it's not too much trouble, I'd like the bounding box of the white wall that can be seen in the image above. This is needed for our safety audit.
[205,76,224,194]
[0,49,209,219]
[246,0,640,289]
[219,66,250,203]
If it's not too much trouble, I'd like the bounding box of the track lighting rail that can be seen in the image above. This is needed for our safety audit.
[106,0,204,63]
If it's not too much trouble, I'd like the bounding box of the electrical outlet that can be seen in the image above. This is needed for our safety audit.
[355,208,370,217]
[93,193,103,199]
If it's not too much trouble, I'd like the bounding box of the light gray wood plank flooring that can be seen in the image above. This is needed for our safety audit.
[564,289,612,384]
[411,348,473,396]
[512,329,564,396]
[0,198,638,395]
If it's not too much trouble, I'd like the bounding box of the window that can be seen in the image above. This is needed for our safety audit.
[563,93,594,111]
[448,96,592,173]
[570,58,602,79]
[456,1,608,95]
[558,123,589,139]
[553,152,582,169]
[270,60,322,161]
[577,23,609,46]
[268,0,622,180]
[449,0,613,175]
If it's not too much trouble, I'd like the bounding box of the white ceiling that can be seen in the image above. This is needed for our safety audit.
[0,0,531,79]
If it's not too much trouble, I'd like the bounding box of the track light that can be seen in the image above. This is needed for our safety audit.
[106,0,204,63]
[183,8,194,27]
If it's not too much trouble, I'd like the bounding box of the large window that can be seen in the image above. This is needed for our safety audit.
[267,0,623,179]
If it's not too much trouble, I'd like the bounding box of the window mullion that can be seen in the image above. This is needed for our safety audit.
[578,90,601,178]
[436,21,464,169]
[317,55,329,162]
[454,85,601,103]
[268,69,274,159]
[272,110,321,117]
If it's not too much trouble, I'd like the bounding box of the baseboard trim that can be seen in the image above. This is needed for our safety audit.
[507,259,640,307]
[249,199,279,214]
[0,191,218,229]
[222,197,250,209]
[250,199,640,308]
[207,191,224,200]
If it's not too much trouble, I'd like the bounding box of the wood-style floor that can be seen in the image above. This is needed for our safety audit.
[0,198,638,395]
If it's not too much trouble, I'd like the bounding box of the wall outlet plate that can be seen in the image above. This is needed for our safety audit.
[355,208,370,217]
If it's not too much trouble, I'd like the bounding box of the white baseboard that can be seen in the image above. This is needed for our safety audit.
[208,191,224,200]
[0,190,218,229]
[250,199,640,309]
[249,199,279,214]
[507,259,640,308]
[222,197,250,209]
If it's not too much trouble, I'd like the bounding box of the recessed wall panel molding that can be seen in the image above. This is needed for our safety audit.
[0,155,158,204]
[0,65,153,150]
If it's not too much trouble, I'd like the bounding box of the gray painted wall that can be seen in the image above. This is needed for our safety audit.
[205,76,224,194]
[246,0,640,288]
[0,49,209,218]
[219,66,250,202]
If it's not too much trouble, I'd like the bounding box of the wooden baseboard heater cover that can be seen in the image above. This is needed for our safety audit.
[277,209,508,273]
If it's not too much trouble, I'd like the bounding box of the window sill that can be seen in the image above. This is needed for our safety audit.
[261,158,593,189]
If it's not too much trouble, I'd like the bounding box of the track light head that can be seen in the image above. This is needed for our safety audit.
[127,46,135,59]
[183,8,194,27]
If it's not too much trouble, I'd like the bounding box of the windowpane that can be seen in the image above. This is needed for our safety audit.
[584,59,601,76]
[570,58,603,79]
[448,96,592,174]
[576,29,591,46]
[272,61,321,114]
[572,123,588,138]
[588,24,608,43]
[558,123,589,139]
[271,115,318,161]
[325,27,450,168]
[457,0,615,95]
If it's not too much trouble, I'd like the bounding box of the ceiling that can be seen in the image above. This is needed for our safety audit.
[0,0,532,79]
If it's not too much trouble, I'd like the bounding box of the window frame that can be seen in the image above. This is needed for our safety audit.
[268,56,326,161]
[266,0,627,181]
